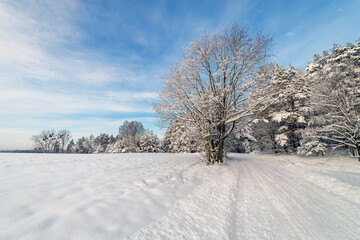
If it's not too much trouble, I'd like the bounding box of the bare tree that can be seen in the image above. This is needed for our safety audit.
[31,134,46,153]
[154,24,272,164]
[57,130,71,153]
[31,130,58,153]
[119,120,145,151]
[31,130,72,153]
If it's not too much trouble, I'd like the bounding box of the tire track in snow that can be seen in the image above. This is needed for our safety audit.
[225,165,242,239]
[227,155,360,239]
[255,159,360,239]
[228,158,278,239]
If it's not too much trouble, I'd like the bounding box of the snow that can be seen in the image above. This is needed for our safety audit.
[297,115,306,123]
[0,153,200,239]
[1,153,360,239]
[270,111,292,122]
[275,133,288,146]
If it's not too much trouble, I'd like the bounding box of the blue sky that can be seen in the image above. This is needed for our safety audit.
[0,0,359,150]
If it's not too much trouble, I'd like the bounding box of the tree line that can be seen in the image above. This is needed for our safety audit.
[155,25,360,163]
[31,121,161,153]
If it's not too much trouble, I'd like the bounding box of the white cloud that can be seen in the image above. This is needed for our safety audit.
[106,91,158,101]
[0,89,155,115]
[286,32,295,37]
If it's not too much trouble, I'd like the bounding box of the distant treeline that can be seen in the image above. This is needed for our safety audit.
[31,121,161,153]
[0,150,33,153]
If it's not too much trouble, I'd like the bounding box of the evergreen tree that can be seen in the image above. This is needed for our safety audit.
[66,139,75,153]
[94,133,111,153]
[303,40,360,159]
[139,130,161,153]
[225,119,256,153]
[251,65,310,153]
[162,120,201,153]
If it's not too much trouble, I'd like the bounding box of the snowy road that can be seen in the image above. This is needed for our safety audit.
[133,154,360,239]
[227,155,360,239]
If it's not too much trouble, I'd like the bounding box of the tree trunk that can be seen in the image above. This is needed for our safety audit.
[205,139,213,164]
[350,147,355,156]
[217,138,225,163]
[205,138,225,164]
[205,124,226,165]
[357,145,360,161]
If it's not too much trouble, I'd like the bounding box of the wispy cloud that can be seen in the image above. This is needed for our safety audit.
[286,32,295,37]
[0,89,155,115]
[0,1,124,86]
[106,91,158,101]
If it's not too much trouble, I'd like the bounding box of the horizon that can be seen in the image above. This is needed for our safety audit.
[1,0,360,150]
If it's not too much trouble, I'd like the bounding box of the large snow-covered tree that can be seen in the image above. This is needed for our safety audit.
[306,40,360,160]
[154,25,272,164]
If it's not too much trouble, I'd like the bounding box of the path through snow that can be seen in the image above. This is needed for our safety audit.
[132,154,360,239]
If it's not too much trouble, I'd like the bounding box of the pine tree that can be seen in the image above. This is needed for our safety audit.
[139,130,161,153]
[225,119,256,153]
[93,133,111,153]
[162,120,201,153]
[66,139,75,153]
[304,40,360,159]
[251,65,310,153]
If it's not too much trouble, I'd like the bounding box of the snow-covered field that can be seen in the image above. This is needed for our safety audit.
[0,153,359,239]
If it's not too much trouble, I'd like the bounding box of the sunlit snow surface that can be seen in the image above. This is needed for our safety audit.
[0,153,359,239]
